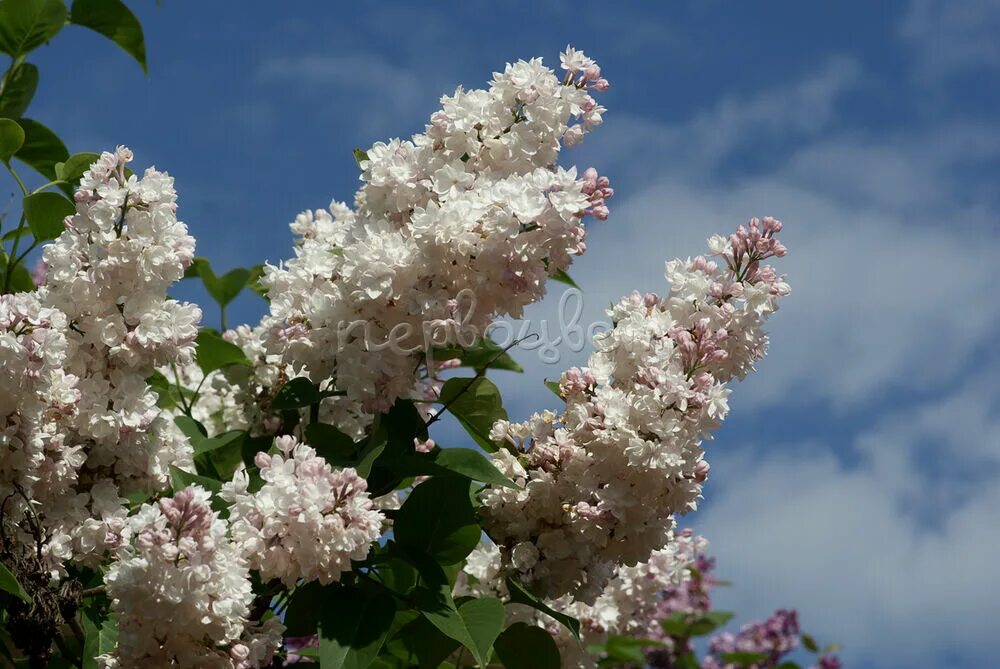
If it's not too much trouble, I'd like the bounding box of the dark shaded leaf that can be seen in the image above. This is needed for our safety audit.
[395,476,479,565]
[319,585,396,669]
[0,117,24,161]
[271,377,323,410]
[14,118,68,180]
[505,576,580,639]
[493,622,560,669]
[70,0,147,73]
[0,561,30,603]
[0,62,38,118]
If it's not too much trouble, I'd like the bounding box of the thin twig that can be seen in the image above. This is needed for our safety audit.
[424,334,536,429]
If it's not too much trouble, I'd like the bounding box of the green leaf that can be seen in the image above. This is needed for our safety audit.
[246,263,267,298]
[283,581,324,636]
[601,636,665,663]
[0,117,24,161]
[195,329,250,375]
[801,633,819,653]
[168,464,221,495]
[390,448,517,489]
[395,476,479,565]
[407,554,488,667]
[689,611,734,636]
[14,118,69,180]
[505,576,580,639]
[184,258,256,308]
[0,561,30,603]
[193,429,245,457]
[319,585,396,669]
[718,652,769,666]
[353,148,368,166]
[493,622,560,669]
[0,62,38,119]
[55,151,100,185]
[431,337,523,373]
[174,415,208,444]
[271,377,323,410]
[455,598,504,668]
[438,377,508,453]
[82,612,117,669]
[550,268,579,289]
[658,612,690,637]
[23,191,73,241]
[0,0,66,58]
[391,615,460,669]
[70,0,147,73]
[305,423,358,463]
[0,259,34,292]
[544,380,561,398]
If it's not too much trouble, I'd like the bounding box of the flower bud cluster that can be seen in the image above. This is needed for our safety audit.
[102,486,282,669]
[220,435,383,585]
[260,48,611,413]
[480,220,790,602]
[1,147,200,573]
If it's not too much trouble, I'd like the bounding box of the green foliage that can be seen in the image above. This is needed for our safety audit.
[718,652,769,666]
[70,0,147,73]
[588,635,666,664]
[168,464,221,496]
[438,377,509,452]
[0,62,37,118]
[0,560,30,603]
[13,117,68,180]
[185,257,263,309]
[504,576,581,639]
[550,267,579,288]
[318,585,396,669]
[0,116,23,161]
[23,190,73,241]
[493,622,561,669]
[195,328,251,375]
[659,610,735,638]
[0,0,66,58]
[271,377,343,410]
[82,612,118,669]
[55,151,101,185]
[394,476,480,565]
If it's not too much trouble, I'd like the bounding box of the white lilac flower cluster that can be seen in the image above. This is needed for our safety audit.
[0,147,201,573]
[258,48,612,414]
[102,485,283,669]
[220,435,383,585]
[458,531,706,669]
[481,218,790,602]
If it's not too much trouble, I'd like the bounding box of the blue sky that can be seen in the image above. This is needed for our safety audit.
[9,1,1000,667]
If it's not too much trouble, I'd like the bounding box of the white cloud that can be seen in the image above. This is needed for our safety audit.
[256,53,437,137]
[899,0,1000,81]
[696,374,1000,668]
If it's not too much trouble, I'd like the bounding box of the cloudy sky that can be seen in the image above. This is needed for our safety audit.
[12,1,1000,667]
